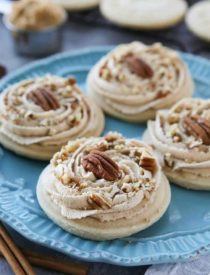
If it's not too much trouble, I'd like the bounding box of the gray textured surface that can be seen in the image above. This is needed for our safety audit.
[0,1,210,273]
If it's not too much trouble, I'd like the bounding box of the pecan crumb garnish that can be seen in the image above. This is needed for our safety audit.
[104,132,120,142]
[88,193,111,209]
[164,153,174,168]
[28,87,60,111]
[82,150,121,181]
[68,77,76,85]
[99,64,112,81]
[167,114,179,124]
[71,99,79,109]
[183,115,210,145]
[61,176,80,186]
[155,90,170,99]
[172,133,182,143]
[124,54,154,79]
[139,150,157,174]
[96,142,109,151]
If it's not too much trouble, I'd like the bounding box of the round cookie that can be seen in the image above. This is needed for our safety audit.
[0,75,104,160]
[186,0,210,42]
[100,0,187,30]
[87,42,194,123]
[37,132,171,241]
[143,98,210,190]
[52,0,99,11]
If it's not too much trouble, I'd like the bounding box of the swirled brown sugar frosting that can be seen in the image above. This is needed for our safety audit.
[0,75,104,160]
[87,42,194,122]
[144,98,210,190]
[37,132,171,240]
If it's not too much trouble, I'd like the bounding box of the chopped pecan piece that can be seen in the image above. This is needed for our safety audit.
[124,54,154,79]
[139,150,157,174]
[71,99,79,109]
[164,153,174,168]
[28,87,60,111]
[183,115,210,145]
[82,150,121,181]
[104,132,120,142]
[61,176,80,186]
[88,193,111,209]
[172,133,182,143]
[68,77,76,85]
[155,90,170,99]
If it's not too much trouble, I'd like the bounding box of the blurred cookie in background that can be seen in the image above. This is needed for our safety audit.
[52,0,99,11]
[186,0,210,42]
[100,0,188,30]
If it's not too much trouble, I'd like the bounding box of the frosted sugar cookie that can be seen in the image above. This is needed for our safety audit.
[87,42,194,122]
[37,132,171,240]
[0,75,104,160]
[144,98,210,190]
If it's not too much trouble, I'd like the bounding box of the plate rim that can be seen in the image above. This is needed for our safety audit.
[1,46,210,266]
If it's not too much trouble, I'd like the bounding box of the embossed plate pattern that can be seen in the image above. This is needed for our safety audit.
[0,47,210,266]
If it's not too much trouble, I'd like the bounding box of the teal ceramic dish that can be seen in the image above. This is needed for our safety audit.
[0,47,210,266]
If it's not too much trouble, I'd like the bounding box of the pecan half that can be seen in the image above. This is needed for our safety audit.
[139,150,157,174]
[124,54,154,79]
[28,87,60,111]
[82,150,121,181]
[88,193,111,209]
[183,115,210,145]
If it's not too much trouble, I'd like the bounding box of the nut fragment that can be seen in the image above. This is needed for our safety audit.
[88,193,111,209]
[164,153,174,168]
[139,150,157,174]
[82,150,121,181]
[60,176,80,187]
[104,132,120,142]
[183,115,210,145]
[99,64,112,80]
[68,77,76,85]
[28,87,60,111]
[155,90,170,99]
[167,113,179,124]
[124,54,154,79]
[172,133,182,143]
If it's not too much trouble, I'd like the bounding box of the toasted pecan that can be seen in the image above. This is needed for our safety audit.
[139,150,157,174]
[28,87,60,111]
[82,150,121,181]
[124,54,154,79]
[183,115,210,145]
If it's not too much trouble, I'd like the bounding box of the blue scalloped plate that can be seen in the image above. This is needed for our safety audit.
[0,47,210,266]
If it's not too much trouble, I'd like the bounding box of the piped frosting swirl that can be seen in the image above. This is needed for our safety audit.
[146,98,210,178]
[0,75,104,158]
[46,132,162,222]
[88,42,193,121]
